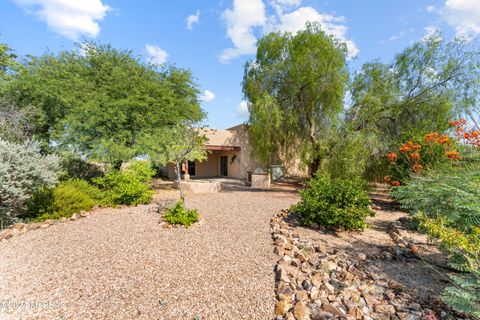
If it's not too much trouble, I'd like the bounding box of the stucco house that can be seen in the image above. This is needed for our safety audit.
[166,124,262,181]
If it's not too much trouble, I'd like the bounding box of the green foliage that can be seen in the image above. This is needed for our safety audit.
[0,39,16,77]
[317,129,371,181]
[3,42,205,163]
[391,166,480,233]
[348,33,480,171]
[243,22,349,174]
[417,215,480,317]
[441,272,480,318]
[140,124,208,199]
[0,139,60,226]
[163,200,199,227]
[0,98,41,142]
[291,174,374,230]
[94,161,154,206]
[27,179,104,221]
[61,154,104,182]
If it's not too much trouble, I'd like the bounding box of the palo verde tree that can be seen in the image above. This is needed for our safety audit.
[242,22,349,175]
[348,32,480,155]
[140,125,208,199]
[3,42,205,166]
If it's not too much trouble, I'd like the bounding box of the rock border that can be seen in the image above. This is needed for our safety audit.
[270,209,432,320]
[0,211,90,242]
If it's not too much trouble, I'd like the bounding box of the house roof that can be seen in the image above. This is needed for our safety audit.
[198,126,243,150]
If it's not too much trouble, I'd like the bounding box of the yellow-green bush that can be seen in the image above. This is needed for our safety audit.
[27,179,104,221]
[163,200,199,227]
[93,161,154,206]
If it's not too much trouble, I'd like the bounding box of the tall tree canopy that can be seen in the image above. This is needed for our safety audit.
[0,39,16,78]
[242,23,349,175]
[348,33,480,152]
[2,43,205,165]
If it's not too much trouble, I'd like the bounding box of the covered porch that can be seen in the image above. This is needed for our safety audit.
[166,145,242,180]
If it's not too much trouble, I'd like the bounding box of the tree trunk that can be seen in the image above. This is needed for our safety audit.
[175,161,185,200]
[112,160,123,170]
[310,156,321,177]
[307,117,321,177]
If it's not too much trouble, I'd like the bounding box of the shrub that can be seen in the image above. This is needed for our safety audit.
[0,139,60,226]
[291,174,374,230]
[418,215,480,317]
[391,166,480,233]
[93,161,154,206]
[27,179,104,221]
[61,154,104,182]
[163,200,200,227]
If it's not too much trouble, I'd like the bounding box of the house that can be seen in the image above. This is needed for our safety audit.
[166,124,262,180]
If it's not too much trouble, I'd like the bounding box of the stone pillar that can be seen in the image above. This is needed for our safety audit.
[183,160,190,181]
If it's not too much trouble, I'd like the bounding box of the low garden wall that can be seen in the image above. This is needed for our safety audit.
[173,180,221,193]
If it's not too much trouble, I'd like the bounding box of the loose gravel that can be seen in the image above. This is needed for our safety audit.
[0,186,299,320]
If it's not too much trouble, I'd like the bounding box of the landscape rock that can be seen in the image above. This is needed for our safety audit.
[270,209,436,320]
[276,299,291,316]
[293,301,309,320]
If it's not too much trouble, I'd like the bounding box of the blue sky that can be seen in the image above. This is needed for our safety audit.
[0,0,478,129]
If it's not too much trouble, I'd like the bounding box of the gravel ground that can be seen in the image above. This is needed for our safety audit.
[0,185,299,320]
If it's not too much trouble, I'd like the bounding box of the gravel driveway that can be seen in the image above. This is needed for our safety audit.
[0,184,299,320]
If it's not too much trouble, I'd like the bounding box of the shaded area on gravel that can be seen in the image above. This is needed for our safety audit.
[0,184,299,320]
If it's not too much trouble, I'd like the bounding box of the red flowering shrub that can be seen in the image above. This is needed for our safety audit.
[384,121,471,185]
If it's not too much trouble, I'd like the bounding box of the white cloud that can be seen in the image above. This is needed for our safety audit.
[441,0,480,37]
[274,0,301,6]
[186,10,200,30]
[235,101,249,118]
[220,1,358,62]
[200,90,216,102]
[220,0,267,63]
[13,0,110,40]
[145,44,168,65]
[426,5,436,13]
[269,6,359,58]
[271,0,302,15]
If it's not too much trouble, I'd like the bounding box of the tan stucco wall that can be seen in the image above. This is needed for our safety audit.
[226,125,263,180]
[195,153,219,177]
[165,124,307,180]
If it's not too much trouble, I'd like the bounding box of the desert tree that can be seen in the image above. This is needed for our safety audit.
[242,22,348,175]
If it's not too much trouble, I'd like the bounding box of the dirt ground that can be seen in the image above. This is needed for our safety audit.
[289,184,453,299]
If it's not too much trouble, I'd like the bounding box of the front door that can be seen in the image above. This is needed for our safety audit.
[188,160,195,176]
[220,156,228,176]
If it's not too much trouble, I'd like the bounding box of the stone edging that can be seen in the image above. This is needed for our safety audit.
[270,209,430,320]
[0,211,90,242]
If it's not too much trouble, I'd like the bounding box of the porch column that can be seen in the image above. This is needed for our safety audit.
[183,159,190,181]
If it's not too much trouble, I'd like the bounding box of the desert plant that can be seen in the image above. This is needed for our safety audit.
[291,174,374,230]
[61,154,104,182]
[418,215,480,317]
[0,138,60,227]
[163,200,199,227]
[391,166,480,232]
[93,161,154,206]
[27,179,104,221]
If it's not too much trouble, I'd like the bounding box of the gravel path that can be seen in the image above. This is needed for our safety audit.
[0,185,299,320]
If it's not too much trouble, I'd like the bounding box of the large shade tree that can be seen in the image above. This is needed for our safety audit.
[242,22,349,175]
[348,32,480,153]
[2,43,205,166]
